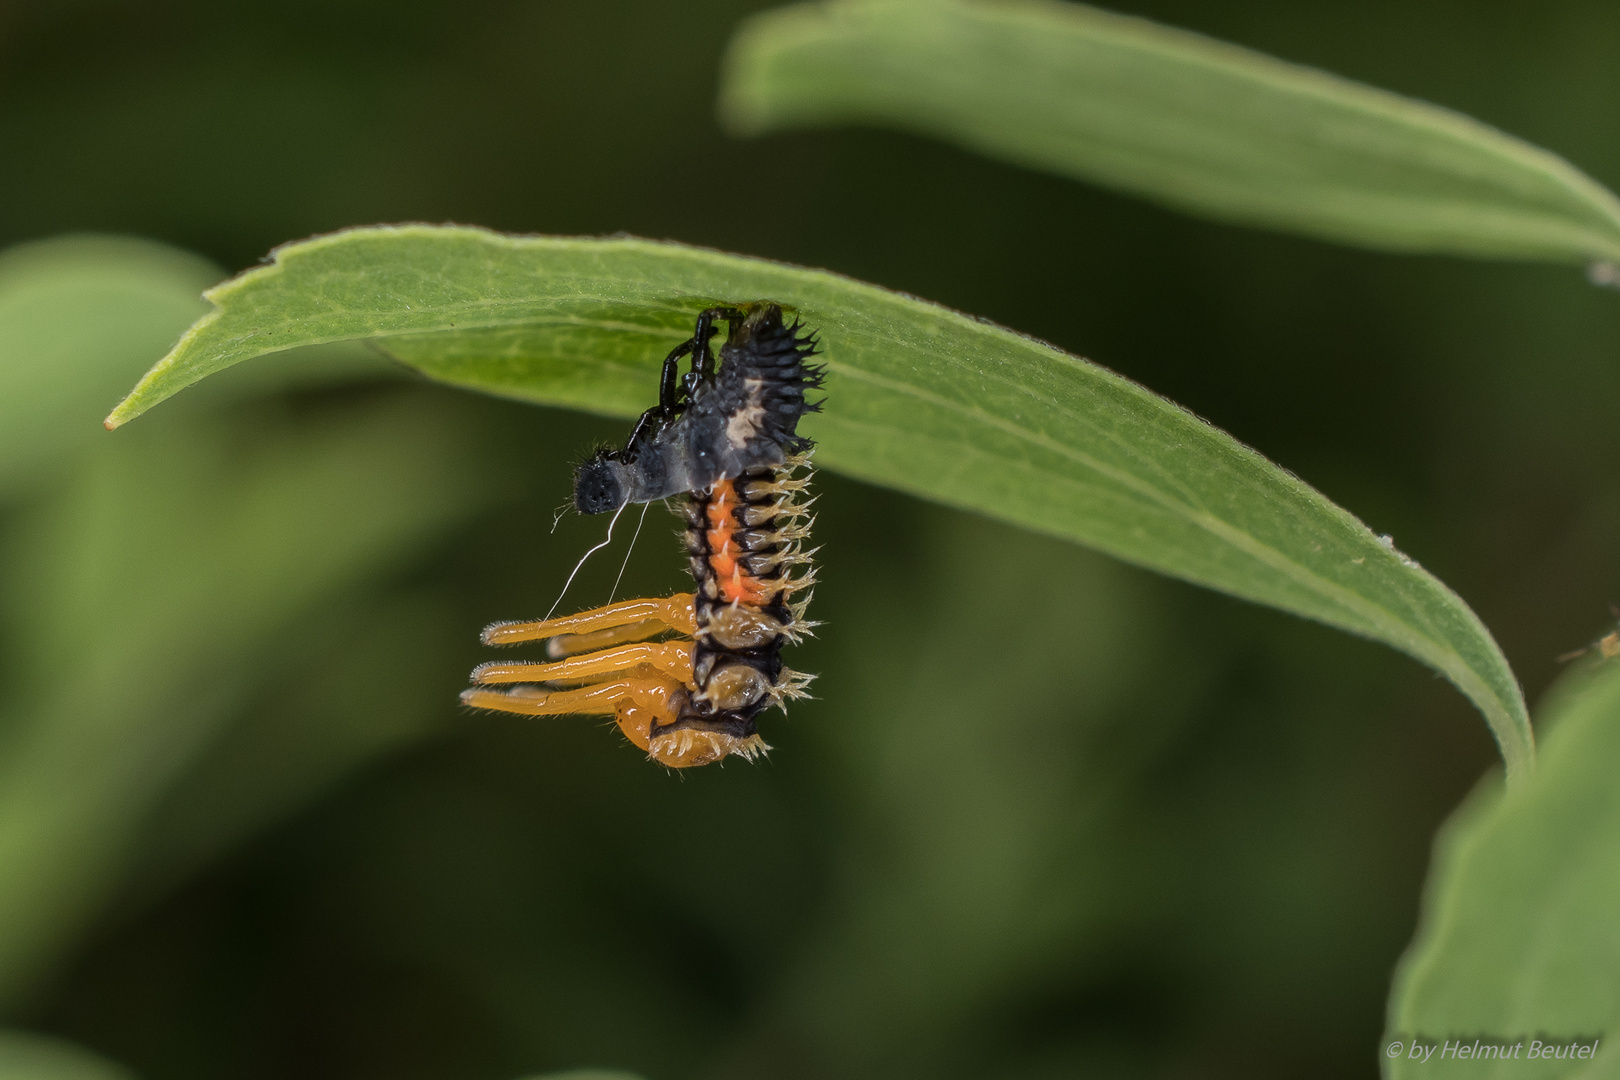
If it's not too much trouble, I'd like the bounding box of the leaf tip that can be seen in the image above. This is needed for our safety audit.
[716,0,837,137]
[103,394,141,430]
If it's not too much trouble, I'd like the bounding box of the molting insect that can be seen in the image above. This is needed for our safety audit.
[461,303,824,767]
[572,303,822,514]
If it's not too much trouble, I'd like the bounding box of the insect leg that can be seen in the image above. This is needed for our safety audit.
[462,666,688,755]
[482,593,696,646]
[471,640,694,686]
[460,665,684,718]
[461,680,623,716]
[686,306,745,384]
[658,338,696,414]
[545,618,668,659]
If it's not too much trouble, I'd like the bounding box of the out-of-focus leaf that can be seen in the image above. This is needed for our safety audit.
[0,394,496,1006]
[756,510,1195,1076]
[516,1072,647,1080]
[1385,661,1620,1077]
[125,593,457,905]
[718,0,1620,268]
[0,235,397,499]
[103,225,1532,780]
[0,236,216,494]
[0,1030,136,1080]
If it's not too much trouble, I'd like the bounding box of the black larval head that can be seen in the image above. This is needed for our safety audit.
[573,452,627,515]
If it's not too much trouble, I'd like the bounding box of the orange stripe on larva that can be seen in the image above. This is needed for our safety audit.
[705,478,773,606]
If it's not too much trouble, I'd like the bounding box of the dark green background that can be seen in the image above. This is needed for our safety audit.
[2,1,1617,1077]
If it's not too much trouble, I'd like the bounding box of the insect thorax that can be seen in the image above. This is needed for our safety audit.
[572,303,822,514]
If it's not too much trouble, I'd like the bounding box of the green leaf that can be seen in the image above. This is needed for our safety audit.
[718,0,1620,267]
[105,224,1532,782]
[1386,661,1620,1077]
[0,394,496,1004]
[0,235,397,499]
[125,592,458,906]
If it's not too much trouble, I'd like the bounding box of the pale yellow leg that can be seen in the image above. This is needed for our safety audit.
[481,594,696,646]
[470,641,693,686]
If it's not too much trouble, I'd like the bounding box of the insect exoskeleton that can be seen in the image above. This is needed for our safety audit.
[461,302,824,767]
[572,302,822,513]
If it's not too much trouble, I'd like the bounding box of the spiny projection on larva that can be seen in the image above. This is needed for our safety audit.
[461,303,825,767]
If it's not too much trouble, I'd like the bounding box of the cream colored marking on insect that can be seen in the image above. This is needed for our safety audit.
[696,663,771,710]
[701,604,783,650]
[725,378,768,448]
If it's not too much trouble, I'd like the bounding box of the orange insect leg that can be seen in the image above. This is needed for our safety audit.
[461,666,687,755]
[546,618,670,659]
[471,641,693,686]
[482,594,696,646]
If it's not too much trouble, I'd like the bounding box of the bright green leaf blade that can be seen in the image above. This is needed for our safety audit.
[1386,661,1620,1077]
[719,0,1620,267]
[106,225,1532,781]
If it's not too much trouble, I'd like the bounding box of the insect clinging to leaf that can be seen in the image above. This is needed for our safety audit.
[462,303,825,767]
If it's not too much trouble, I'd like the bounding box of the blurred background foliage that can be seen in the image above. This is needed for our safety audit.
[1,1,1618,1078]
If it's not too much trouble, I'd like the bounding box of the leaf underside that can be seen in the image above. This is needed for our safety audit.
[719,0,1620,267]
[107,224,1533,782]
[1387,660,1620,1076]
